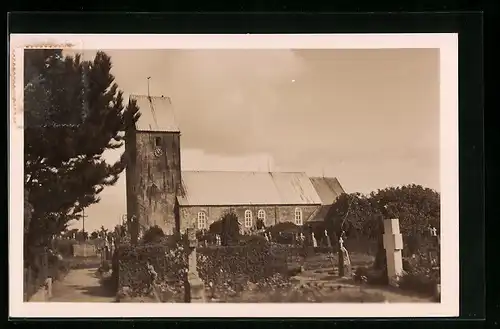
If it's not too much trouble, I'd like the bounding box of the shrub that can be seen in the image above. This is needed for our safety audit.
[209,211,241,246]
[53,239,77,257]
[142,225,165,244]
[116,242,187,296]
[198,244,288,284]
[238,234,268,246]
[399,267,440,296]
[116,240,291,298]
[353,266,388,285]
[267,222,302,235]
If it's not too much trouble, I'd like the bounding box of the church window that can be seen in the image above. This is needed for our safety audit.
[257,209,266,222]
[244,210,253,228]
[197,211,207,230]
[294,208,303,226]
[155,137,161,146]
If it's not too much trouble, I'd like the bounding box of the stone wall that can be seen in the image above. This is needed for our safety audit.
[72,243,98,257]
[179,204,320,233]
[126,130,182,235]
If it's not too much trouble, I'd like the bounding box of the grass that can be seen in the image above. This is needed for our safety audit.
[210,284,387,303]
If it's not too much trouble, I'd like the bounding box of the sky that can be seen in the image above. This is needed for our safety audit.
[64,48,440,231]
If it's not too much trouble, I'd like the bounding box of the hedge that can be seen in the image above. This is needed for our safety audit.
[115,240,292,298]
[53,239,77,258]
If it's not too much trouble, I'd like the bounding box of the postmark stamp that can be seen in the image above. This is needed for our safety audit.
[10,41,87,130]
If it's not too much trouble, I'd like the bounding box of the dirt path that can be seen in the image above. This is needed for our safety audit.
[50,268,115,302]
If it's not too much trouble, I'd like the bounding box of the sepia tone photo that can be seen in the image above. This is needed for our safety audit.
[11,34,459,317]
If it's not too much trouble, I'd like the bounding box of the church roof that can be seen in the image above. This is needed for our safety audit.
[129,94,180,132]
[177,171,324,206]
[309,177,346,205]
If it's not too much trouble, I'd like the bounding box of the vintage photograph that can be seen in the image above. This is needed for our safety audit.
[11,34,458,317]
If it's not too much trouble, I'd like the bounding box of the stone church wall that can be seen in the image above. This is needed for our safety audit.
[179,204,320,234]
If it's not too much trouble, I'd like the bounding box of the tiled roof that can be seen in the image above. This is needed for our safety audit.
[129,94,180,132]
[309,177,345,205]
[177,171,323,206]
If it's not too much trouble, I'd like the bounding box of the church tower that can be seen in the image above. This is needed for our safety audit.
[125,95,182,238]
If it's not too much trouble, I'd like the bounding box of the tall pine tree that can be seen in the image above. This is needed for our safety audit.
[24,49,140,249]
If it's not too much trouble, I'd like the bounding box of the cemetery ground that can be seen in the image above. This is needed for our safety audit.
[31,220,440,304]
[45,250,434,303]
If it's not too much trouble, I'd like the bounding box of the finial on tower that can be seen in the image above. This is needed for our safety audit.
[147,77,151,98]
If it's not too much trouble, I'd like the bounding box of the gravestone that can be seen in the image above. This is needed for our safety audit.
[311,232,318,248]
[146,261,158,294]
[383,218,404,286]
[325,230,332,248]
[184,228,206,303]
[338,237,352,277]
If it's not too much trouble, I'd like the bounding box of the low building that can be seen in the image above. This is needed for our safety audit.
[176,171,345,233]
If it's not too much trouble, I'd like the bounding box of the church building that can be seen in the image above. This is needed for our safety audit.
[125,94,346,235]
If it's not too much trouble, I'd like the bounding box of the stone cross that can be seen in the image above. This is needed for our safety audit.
[383,218,404,285]
[268,232,273,242]
[185,228,205,303]
[311,232,318,248]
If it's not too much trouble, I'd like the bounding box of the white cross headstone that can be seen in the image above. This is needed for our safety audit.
[311,232,318,248]
[383,218,404,286]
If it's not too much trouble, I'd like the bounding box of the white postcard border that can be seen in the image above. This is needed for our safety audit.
[9,33,459,318]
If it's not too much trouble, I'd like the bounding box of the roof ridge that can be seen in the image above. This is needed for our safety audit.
[181,170,307,174]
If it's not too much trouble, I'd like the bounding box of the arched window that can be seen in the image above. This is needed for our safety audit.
[197,211,207,230]
[257,209,266,222]
[244,210,253,228]
[294,208,303,226]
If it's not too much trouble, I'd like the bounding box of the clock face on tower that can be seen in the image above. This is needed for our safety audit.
[153,147,163,157]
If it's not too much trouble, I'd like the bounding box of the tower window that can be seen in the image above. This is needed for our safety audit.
[155,137,161,146]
